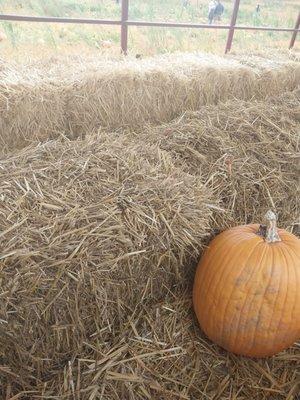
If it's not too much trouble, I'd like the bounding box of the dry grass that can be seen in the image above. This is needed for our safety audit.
[0,51,300,154]
[0,53,299,399]
[0,0,299,57]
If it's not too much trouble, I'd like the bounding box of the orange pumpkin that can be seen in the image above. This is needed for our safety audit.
[193,211,300,358]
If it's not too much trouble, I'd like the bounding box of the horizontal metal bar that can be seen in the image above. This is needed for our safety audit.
[126,21,299,32]
[0,14,298,34]
[0,14,121,25]
[0,14,228,29]
[234,25,300,32]
[126,20,230,29]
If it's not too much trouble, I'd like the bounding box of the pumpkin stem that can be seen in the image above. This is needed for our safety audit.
[263,210,281,243]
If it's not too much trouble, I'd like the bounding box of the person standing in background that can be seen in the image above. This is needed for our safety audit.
[208,0,217,24]
[208,0,224,24]
[214,0,224,22]
[253,4,261,26]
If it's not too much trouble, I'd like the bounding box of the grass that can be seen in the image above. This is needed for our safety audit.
[0,0,299,58]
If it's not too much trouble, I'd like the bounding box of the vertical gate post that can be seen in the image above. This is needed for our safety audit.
[289,12,300,49]
[121,0,129,54]
[225,0,241,54]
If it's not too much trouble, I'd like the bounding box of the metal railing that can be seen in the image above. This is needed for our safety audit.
[0,0,299,54]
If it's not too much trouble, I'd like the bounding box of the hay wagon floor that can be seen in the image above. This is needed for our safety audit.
[0,51,299,400]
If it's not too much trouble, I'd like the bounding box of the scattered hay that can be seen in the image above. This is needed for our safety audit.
[131,89,300,232]
[1,52,299,154]
[67,286,300,400]
[1,284,299,399]
[0,133,212,396]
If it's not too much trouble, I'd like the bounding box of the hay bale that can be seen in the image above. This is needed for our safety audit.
[133,89,300,232]
[0,81,67,154]
[0,133,212,394]
[1,52,299,153]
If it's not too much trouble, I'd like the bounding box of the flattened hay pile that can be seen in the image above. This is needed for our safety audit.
[0,53,300,399]
[0,51,300,154]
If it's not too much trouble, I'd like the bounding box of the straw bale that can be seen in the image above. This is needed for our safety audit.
[131,89,300,232]
[0,81,68,154]
[0,132,212,395]
[60,52,300,135]
[0,52,299,154]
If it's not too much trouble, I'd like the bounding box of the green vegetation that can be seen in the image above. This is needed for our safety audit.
[0,0,298,58]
